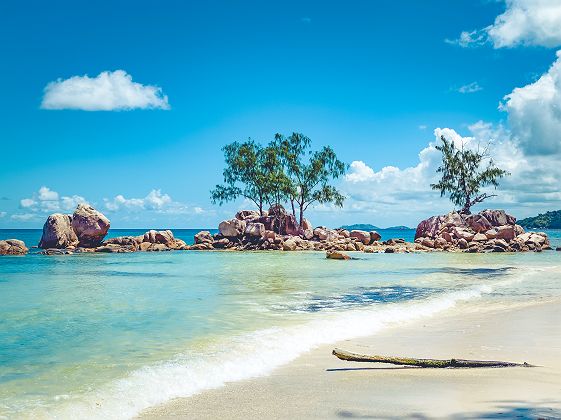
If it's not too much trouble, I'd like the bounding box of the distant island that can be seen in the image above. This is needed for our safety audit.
[340,224,380,231]
[340,223,411,231]
[518,210,561,229]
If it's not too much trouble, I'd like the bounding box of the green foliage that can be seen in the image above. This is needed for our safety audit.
[518,210,561,229]
[210,140,269,215]
[340,223,380,231]
[275,133,347,225]
[211,133,347,225]
[430,135,509,214]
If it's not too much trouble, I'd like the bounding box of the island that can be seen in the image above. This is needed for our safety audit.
[518,210,561,229]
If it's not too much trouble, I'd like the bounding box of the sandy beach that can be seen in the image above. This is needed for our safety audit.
[139,298,561,419]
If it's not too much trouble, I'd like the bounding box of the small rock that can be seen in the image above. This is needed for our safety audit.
[473,233,488,242]
[194,231,213,244]
[245,222,266,237]
[235,210,261,220]
[219,218,246,237]
[326,250,350,260]
[350,230,371,245]
[369,231,382,243]
[0,239,28,255]
[283,239,297,251]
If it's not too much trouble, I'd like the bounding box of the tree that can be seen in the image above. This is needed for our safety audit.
[210,140,269,215]
[260,144,293,210]
[276,133,347,226]
[430,135,509,215]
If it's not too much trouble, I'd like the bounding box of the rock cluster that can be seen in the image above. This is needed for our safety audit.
[414,209,550,252]
[38,205,188,254]
[191,207,394,252]
[93,230,189,253]
[39,204,109,249]
[14,204,554,256]
[0,239,28,255]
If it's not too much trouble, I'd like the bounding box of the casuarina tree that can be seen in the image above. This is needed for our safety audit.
[210,140,269,215]
[275,133,347,226]
[430,135,509,215]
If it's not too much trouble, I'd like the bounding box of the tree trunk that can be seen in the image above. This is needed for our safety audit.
[332,349,532,368]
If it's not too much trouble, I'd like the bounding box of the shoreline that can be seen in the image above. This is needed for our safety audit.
[139,298,561,419]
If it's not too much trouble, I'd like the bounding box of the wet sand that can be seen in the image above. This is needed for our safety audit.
[139,298,561,419]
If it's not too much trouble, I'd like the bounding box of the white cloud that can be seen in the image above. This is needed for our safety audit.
[446,29,487,47]
[0,211,6,218]
[452,0,561,49]
[11,213,39,222]
[20,198,36,208]
[488,0,561,48]
[500,50,561,154]
[103,189,199,215]
[38,186,59,201]
[19,186,88,214]
[457,82,483,94]
[345,161,376,182]
[41,70,170,111]
[340,120,561,224]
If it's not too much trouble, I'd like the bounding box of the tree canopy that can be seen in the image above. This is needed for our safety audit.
[430,135,509,214]
[275,133,346,225]
[211,133,347,226]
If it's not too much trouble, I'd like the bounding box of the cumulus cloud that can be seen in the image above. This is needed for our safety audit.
[451,0,561,49]
[0,211,6,218]
[500,50,561,154]
[339,120,561,224]
[10,213,39,222]
[18,186,88,214]
[456,82,483,94]
[41,70,170,111]
[488,0,561,48]
[103,189,200,215]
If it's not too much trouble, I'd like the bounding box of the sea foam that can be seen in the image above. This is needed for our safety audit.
[35,282,498,420]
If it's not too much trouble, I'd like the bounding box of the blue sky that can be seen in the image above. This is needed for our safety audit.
[1,0,561,228]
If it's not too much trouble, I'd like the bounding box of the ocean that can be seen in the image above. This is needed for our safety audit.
[1,229,561,419]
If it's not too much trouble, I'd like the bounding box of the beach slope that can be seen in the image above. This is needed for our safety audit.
[139,299,561,419]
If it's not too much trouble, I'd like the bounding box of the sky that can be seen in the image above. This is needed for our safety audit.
[1,0,561,229]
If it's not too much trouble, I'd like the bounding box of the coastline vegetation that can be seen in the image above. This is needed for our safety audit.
[211,133,347,227]
[519,210,561,229]
[431,135,509,215]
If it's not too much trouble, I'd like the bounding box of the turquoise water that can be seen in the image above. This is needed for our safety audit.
[1,229,561,419]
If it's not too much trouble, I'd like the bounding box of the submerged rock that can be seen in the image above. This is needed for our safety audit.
[326,250,351,260]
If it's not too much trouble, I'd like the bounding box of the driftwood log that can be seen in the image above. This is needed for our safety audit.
[332,349,533,368]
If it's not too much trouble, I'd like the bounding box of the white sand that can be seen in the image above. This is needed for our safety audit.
[139,298,561,419]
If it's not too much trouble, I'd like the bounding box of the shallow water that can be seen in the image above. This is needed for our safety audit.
[1,229,561,419]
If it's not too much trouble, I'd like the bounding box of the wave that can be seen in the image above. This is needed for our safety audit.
[24,265,555,420]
